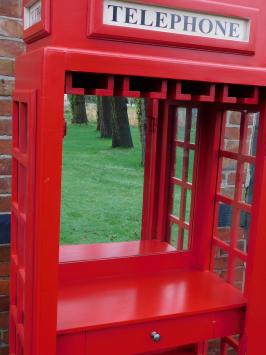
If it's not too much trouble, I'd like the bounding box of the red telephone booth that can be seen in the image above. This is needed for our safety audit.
[10,0,266,354]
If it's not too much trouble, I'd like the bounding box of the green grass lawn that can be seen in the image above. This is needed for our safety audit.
[60,123,144,244]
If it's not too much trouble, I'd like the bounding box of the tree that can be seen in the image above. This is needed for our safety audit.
[111,97,133,148]
[135,98,147,165]
[68,95,88,124]
[97,96,112,138]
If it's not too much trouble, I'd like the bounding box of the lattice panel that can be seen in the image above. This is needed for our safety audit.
[211,110,259,293]
[168,107,199,250]
[10,90,36,355]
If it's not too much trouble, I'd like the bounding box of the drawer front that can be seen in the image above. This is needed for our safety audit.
[86,309,244,354]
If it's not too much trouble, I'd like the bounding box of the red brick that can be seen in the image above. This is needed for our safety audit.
[0,264,9,278]
[225,140,239,153]
[0,100,11,116]
[0,159,11,176]
[214,256,228,270]
[0,18,22,39]
[0,79,14,96]
[0,280,9,296]
[0,119,12,136]
[0,296,9,312]
[0,39,24,58]
[228,111,241,125]
[0,178,11,194]
[0,330,9,345]
[227,172,236,185]
[0,0,22,18]
[0,59,15,77]
[0,312,8,328]
[0,246,9,263]
[0,195,11,212]
[0,346,9,355]
[0,140,11,155]
[224,127,240,140]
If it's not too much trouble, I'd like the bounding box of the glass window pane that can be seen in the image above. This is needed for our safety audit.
[220,158,237,199]
[233,258,246,292]
[241,163,254,204]
[174,147,183,179]
[190,109,198,144]
[185,189,192,224]
[243,113,259,156]
[187,150,194,183]
[170,223,178,248]
[213,247,229,281]
[171,185,181,218]
[182,229,189,250]
[222,111,241,153]
[237,211,250,253]
[176,108,186,142]
[217,202,232,244]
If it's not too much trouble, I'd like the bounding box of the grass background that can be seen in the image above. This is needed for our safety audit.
[60,123,144,244]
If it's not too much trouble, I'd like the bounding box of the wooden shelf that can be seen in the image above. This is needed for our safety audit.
[57,269,246,334]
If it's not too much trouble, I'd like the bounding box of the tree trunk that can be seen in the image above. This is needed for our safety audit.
[111,97,133,148]
[136,98,147,165]
[97,96,112,138]
[68,95,88,124]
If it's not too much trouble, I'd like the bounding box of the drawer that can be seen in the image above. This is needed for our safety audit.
[85,309,244,355]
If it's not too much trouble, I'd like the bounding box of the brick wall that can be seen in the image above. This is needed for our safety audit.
[0,1,24,354]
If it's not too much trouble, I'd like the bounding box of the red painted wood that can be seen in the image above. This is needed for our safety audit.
[13,0,266,352]
[57,270,246,333]
[59,241,176,262]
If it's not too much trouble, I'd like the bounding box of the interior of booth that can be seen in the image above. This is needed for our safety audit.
[56,72,259,352]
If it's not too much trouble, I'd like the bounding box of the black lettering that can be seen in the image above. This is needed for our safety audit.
[170,14,181,30]
[107,5,123,22]
[199,18,213,34]
[229,22,240,38]
[140,9,154,26]
[183,16,197,32]
[125,7,138,25]
[155,12,168,28]
[215,20,228,36]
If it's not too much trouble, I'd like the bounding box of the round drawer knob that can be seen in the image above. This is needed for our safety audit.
[151,331,161,342]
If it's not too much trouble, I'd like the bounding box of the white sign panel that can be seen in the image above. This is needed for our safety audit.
[103,0,250,42]
[24,0,42,30]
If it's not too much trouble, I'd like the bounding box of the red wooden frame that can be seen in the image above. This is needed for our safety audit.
[10,90,37,355]
[13,0,266,350]
[167,107,199,251]
[88,0,258,54]
[23,0,51,43]
[211,109,259,293]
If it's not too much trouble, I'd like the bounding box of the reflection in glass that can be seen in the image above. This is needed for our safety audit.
[233,258,246,292]
[185,189,192,223]
[222,111,241,153]
[213,247,229,281]
[182,229,189,250]
[170,223,178,248]
[171,185,181,218]
[220,158,237,199]
[241,163,254,205]
[190,109,198,144]
[243,113,259,156]
[238,211,250,253]
[217,202,232,245]
[176,108,186,142]
[187,150,194,183]
[175,147,183,179]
